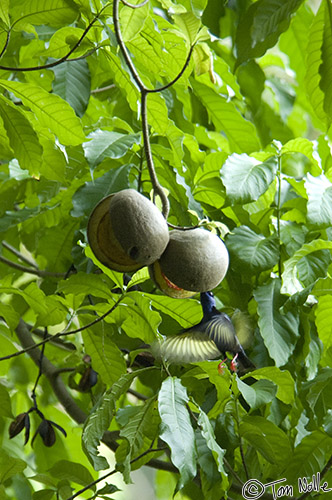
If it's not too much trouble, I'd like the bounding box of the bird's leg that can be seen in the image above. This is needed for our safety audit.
[230,353,239,372]
[218,356,228,375]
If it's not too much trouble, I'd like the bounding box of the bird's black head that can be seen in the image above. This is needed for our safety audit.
[200,291,217,316]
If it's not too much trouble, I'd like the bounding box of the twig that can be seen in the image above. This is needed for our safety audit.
[0,4,109,71]
[0,255,67,277]
[0,296,124,362]
[65,446,166,500]
[91,84,116,94]
[147,44,195,94]
[141,89,169,217]
[121,0,149,8]
[2,241,38,268]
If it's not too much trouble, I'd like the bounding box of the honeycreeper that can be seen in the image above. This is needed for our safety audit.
[158,291,255,370]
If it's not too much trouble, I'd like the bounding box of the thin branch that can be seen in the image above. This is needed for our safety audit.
[0,255,67,277]
[141,90,169,217]
[0,296,124,362]
[147,44,195,94]
[276,154,282,278]
[66,446,166,500]
[91,84,116,94]
[2,241,38,268]
[0,30,10,59]
[0,4,109,71]
[113,0,146,91]
[121,0,149,8]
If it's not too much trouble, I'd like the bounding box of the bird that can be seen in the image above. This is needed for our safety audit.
[156,291,255,371]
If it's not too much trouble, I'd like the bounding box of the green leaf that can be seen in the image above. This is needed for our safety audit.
[146,293,202,328]
[57,272,114,300]
[239,416,292,465]
[48,460,95,489]
[281,240,332,295]
[120,0,149,42]
[197,409,228,482]
[0,0,9,25]
[318,0,332,120]
[221,154,277,204]
[236,0,304,66]
[0,384,13,418]
[305,1,328,125]
[305,173,332,227]
[10,0,77,28]
[71,165,131,217]
[236,378,277,410]
[0,451,26,484]
[254,279,299,367]
[82,330,127,387]
[315,296,332,352]
[173,12,201,44]
[191,80,261,154]
[304,369,332,424]
[284,430,332,485]
[85,246,124,289]
[243,366,295,404]
[83,131,141,168]
[0,94,42,176]
[0,80,86,146]
[158,377,197,489]
[32,490,55,500]
[52,59,91,118]
[226,226,279,273]
[117,292,161,344]
[82,368,154,470]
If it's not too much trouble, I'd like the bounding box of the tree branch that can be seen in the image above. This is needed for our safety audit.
[0,4,108,71]
[0,254,67,278]
[14,320,177,479]
[2,240,38,268]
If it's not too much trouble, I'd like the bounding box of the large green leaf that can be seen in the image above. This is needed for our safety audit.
[226,226,279,273]
[71,165,131,217]
[305,173,332,227]
[243,366,295,404]
[10,0,77,28]
[284,430,332,485]
[158,377,197,489]
[120,0,149,42]
[236,0,304,66]
[47,460,95,489]
[281,239,332,295]
[315,296,332,353]
[0,95,42,175]
[221,154,277,204]
[82,368,154,470]
[82,330,127,387]
[191,79,261,153]
[0,451,26,483]
[236,377,277,410]
[239,415,292,465]
[0,80,86,146]
[52,59,91,118]
[254,279,299,367]
[146,294,202,328]
[83,131,141,168]
[305,1,328,126]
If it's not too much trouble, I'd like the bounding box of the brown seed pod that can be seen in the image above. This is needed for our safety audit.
[87,189,169,272]
[149,228,229,297]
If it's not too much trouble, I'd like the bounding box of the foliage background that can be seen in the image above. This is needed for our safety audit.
[1,0,332,499]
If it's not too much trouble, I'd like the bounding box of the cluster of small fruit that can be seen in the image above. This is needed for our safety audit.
[88,189,229,298]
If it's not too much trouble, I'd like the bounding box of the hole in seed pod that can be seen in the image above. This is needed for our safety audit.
[129,246,139,260]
